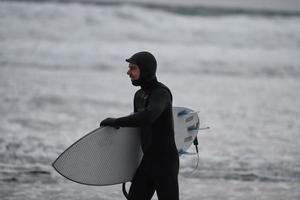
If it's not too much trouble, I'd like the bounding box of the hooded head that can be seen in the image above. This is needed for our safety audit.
[126,51,157,87]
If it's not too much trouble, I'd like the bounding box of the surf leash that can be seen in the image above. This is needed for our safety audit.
[122,182,129,199]
[192,126,210,172]
[192,136,200,171]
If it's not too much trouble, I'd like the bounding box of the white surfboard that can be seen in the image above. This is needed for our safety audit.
[52,106,199,186]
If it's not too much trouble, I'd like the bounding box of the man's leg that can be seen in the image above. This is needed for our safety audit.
[155,168,179,200]
[127,165,155,200]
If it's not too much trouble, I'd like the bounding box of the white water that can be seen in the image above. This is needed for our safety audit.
[1,1,300,199]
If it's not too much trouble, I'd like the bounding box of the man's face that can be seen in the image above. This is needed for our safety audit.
[127,63,140,81]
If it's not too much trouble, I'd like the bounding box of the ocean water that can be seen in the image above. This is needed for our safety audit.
[1,1,300,199]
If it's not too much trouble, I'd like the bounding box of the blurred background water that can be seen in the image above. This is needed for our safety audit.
[1,0,300,199]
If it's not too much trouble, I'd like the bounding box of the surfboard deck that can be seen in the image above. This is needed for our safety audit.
[52,106,199,186]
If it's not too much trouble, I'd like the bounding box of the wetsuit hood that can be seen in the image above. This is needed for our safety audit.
[126,51,157,87]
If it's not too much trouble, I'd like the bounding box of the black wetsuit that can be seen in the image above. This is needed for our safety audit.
[115,79,179,200]
[100,51,179,200]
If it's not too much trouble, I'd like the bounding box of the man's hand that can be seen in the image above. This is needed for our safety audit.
[100,118,120,129]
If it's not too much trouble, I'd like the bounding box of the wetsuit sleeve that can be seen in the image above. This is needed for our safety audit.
[114,88,171,127]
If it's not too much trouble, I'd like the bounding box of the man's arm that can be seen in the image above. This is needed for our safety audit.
[101,88,171,128]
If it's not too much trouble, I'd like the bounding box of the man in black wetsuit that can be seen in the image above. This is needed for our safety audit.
[100,51,179,200]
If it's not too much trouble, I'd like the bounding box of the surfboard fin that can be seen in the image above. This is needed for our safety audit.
[188,126,210,131]
[177,110,189,116]
[178,149,196,155]
[177,110,200,117]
